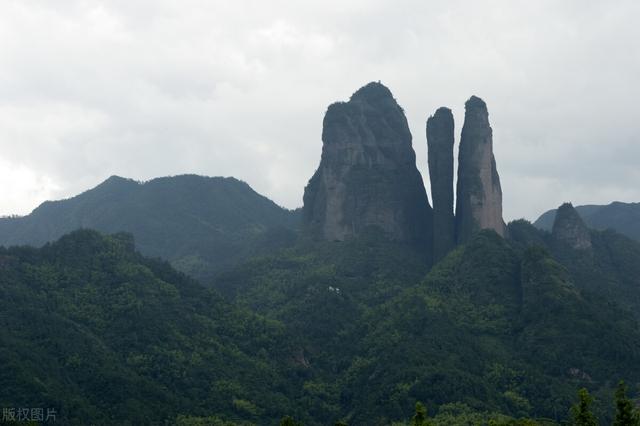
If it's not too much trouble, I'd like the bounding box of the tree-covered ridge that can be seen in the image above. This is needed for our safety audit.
[218,230,640,424]
[508,219,640,319]
[2,226,640,424]
[0,230,303,425]
[0,174,300,283]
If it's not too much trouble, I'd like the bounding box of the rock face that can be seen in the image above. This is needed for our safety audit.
[552,202,592,249]
[303,82,433,246]
[427,107,456,261]
[455,96,505,243]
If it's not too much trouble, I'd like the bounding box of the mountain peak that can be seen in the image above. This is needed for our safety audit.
[303,82,432,247]
[90,175,139,195]
[465,95,487,110]
[100,175,137,186]
[427,106,455,261]
[349,81,394,103]
[455,95,505,243]
[552,202,592,249]
[0,174,300,280]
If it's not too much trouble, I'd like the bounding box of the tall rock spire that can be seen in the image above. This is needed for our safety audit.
[455,96,505,243]
[427,107,455,261]
[551,202,592,249]
[302,82,433,247]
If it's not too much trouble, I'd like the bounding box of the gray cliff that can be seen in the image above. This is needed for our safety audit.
[427,107,455,261]
[455,96,506,243]
[302,82,433,247]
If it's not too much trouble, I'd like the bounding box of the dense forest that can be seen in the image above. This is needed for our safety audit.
[1,223,639,425]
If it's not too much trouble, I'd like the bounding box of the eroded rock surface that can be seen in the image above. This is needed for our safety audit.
[303,82,433,246]
[552,202,592,249]
[455,96,505,243]
[427,107,455,260]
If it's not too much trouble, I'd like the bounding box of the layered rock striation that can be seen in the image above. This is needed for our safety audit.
[427,107,456,261]
[302,82,433,246]
[455,96,506,244]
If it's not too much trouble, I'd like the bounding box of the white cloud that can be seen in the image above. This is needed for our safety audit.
[0,0,639,220]
[0,158,61,216]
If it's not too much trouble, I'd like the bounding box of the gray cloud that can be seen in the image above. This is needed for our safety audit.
[1,0,639,221]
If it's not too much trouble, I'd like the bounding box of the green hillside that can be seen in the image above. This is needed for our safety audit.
[2,227,639,424]
[509,219,640,319]
[0,175,300,282]
[0,230,303,425]
[218,230,640,424]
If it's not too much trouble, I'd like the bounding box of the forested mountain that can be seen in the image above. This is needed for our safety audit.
[2,82,640,425]
[218,229,640,425]
[3,227,639,425]
[2,216,640,424]
[534,201,640,242]
[0,230,306,425]
[0,175,300,282]
[511,206,640,320]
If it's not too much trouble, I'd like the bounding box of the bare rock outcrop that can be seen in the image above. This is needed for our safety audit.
[455,96,506,243]
[302,82,433,246]
[427,107,455,261]
[552,202,592,249]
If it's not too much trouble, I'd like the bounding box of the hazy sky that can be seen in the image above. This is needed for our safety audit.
[1,1,639,220]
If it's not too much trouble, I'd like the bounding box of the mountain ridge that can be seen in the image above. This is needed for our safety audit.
[0,174,301,283]
[534,201,640,242]
[1,81,640,425]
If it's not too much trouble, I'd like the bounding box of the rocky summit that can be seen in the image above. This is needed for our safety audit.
[302,82,433,246]
[552,202,592,249]
[455,96,506,243]
[303,84,508,259]
[426,107,456,261]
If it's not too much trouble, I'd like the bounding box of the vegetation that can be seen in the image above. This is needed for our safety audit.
[0,230,302,424]
[508,219,640,319]
[1,222,640,424]
[0,175,300,282]
[410,402,431,426]
[570,389,597,426]
[218,229,640,424]
[613,381,640,426]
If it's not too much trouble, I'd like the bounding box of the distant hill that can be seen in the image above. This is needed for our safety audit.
[0,174,301,282]
[534,202,640,241]
[510,211,640,320]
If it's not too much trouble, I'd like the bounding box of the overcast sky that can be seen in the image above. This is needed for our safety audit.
[1,1,639,221]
